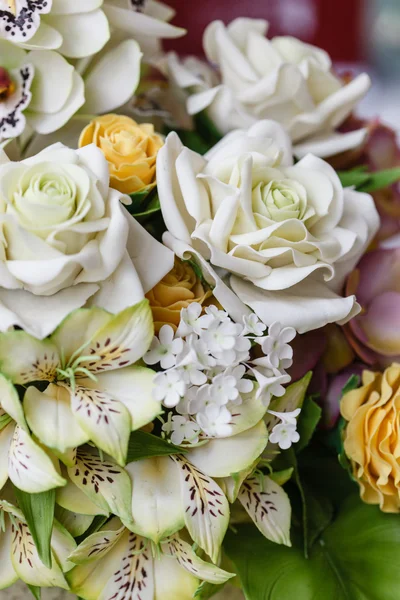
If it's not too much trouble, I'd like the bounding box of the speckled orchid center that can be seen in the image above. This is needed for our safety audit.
[0,66,15,101]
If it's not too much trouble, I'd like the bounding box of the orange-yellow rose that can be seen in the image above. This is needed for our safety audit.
[341,364,400,512]
[146,258,213,333]
[79,114,164,195]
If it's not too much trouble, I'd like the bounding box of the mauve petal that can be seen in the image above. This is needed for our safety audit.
[288,329,327,382]
[358,291,400,356]
[323,364,365,429]
[355,248,400,306]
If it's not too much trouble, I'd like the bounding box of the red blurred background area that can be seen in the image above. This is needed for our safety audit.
[165,0,366,62]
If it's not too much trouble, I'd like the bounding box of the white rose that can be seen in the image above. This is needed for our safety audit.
[0,141,173,338]
[157,120,380,333]
[166,18,371,158]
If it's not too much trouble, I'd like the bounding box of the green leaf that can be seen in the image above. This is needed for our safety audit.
[359,167,400,192]
[337,166,370,188]
[26,584,41,600]
[224,495,400,600]
[126,430,187,463]
[75,515,109,546]
[269,467,294,486]
[14,487,55,569]
[194,111,223,147]
[132,192,161,219]
[296,396,322,453]
[127,189,152,214]
[194,581,226,599]
[341,374,360,397]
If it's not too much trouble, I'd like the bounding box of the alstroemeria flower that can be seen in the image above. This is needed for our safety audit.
[0,142,173,338]
[0,40,86,140]
[0,499,76,591]
[125,419,268,562]
[164,18,371,158]
[67,517,233,600]
[0,301,161,466]
[0,374,66,493]
[157,120,379,333]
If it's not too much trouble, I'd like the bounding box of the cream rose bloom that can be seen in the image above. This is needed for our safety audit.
[166,18,371,158]
[0,141,173,338]
[157,120,379,333]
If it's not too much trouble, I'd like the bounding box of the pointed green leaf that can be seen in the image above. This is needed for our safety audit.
[126,430,187,462]
[13,487,56,569]
[359,167,400,192]
[27,584,41,600]
[296,396,322,453]
[225,496,400,600]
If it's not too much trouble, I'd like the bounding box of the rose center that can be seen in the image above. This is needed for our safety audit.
[0,67,15,102]
[256,179,308,223]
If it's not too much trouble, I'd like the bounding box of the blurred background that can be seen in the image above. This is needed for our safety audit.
[165,0,400,131]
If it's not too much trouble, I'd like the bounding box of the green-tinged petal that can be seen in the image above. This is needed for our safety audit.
[124,456,185,542]
[95,367,162,431]
[52,446,77,469]
[224,389,268,438]
[0,499,26,521]
[67,382,131,466]
[51,520,77,573]
[67,447,133,526]
[56,467,106,517]
[188,421,269,478]
[238,475,291,547]
[68,518,124,565]
[217,460,258,504]
[163,535,235,584]
[78,300,154,374]
[10,516,69,589]
[0,407,12,432]
[154,552,199,600]
[0,331,59,384]
[51,307,112,366]
[68,524,155,600]
[55,506,94,538]
[0,515,18,590]
[0,423,14,491]
[9,425,66,493]
[171,455,229,564]
[24,384,88,454]
[0,374,27,430]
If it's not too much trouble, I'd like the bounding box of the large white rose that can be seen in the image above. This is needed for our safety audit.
[166,18,371,158]
[157,120,380,333]
[0,142,173,338]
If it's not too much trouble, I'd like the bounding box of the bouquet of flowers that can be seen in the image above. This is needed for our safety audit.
[1,3,400,599]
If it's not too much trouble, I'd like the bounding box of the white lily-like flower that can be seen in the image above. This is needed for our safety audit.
[0,499,76,591]
[0,374,66,493]
[0,301,161,466]
[67,517,234,600]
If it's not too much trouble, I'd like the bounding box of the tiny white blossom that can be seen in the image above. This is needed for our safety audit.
[243,313,266,337]
[153,370,186,408]
[196,404,233,437]
[257,322,296,370]
[227,364,254,402]
[197,305,230,329]
[163,415,201,445]
[269,422,300,450]
[176,303,206,337]
[144,325,184,369]
[186,335,217,369]
[190,384,225,414]
[209,373,239,405]
[268,408,301,425]
[202,320,239,354]
[250,366,291,407]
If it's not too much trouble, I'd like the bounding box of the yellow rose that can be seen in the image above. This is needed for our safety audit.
[79,114,164,195]
[146,258,213,333]
[341,364,400,512]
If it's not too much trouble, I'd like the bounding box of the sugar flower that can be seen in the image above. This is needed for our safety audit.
[0,301,161,466]
[0,141,173,338]
[158,120,379,333]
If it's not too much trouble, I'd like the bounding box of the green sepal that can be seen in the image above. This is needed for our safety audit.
[338,165,400,193]
[296,395,322,453]
[26,584,41,600]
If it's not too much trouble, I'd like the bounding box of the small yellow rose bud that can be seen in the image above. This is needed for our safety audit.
[79,114,164,195]
[341,364,400,512]
[146,258,214,334]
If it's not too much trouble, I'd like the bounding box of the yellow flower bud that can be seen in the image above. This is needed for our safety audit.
[146,258,213,334]
[79,114,164,195]
[341,364,400,512]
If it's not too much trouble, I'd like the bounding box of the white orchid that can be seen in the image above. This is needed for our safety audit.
[0,499,76,591]
[67,517,234,600]
[0,301,161,466]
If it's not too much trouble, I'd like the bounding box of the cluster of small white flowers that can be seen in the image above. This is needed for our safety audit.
[144,303,297,444]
